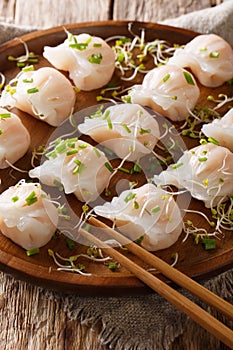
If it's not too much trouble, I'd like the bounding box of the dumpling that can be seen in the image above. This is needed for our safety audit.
[201,108,233,152]
[0,67,76,127]
[0,108,30,168]
[29,138,112,203]
[78,103,160,161]
[43,32,115,91]
[128,64,200,121]
[168,34,233,87]
[0,181,59,250]
[154,143,233,208]
[94,183,183,251]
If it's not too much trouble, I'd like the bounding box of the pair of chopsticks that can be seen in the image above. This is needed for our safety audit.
[77,216,233,348]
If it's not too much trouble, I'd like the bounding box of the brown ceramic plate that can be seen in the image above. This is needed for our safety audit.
[0,21,232,296]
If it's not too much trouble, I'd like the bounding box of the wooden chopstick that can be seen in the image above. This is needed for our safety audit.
[89,216,233,320]
[76,217,233,349]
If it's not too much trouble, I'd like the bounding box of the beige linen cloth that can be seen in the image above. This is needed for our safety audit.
[0,1,233,349]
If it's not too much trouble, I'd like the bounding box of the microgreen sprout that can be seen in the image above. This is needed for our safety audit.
[7,39,38,67]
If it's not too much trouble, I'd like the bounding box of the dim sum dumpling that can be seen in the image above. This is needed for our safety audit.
[168,34,233,87]
[128,64,200,121]
[0,67,76,127]
[43,32,115,91]
[0,181,59,250]
[201,108,233,152]
[78,103,160,161]
[94,183,183,251]
[29,138,111,203]
[0,108,30,168]
[154,143,233,208]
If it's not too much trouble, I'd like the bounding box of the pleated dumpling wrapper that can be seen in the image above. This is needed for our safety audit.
[0,108,30,169]
[43,32,115,91]
[94,183,183,251]
[0,181,59,250]
[29,138,112,203]
[78,103,160,162]
[0,67,76,127]
[154,143,233,208]
[168,34,233,87]
[128,64,200,121]
[201,108,233,152]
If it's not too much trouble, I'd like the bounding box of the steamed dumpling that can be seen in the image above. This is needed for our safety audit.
[154,143,233,208]
[29,138,111,203]
[43,32,115,91]
[201,108,233,152]
[0,67,76,126]
[78,103,160,161]
[168,34,233,87]
[0,181,59,250]
[0,108,30,168]
[128,64,200,121]
[94,183,183,251]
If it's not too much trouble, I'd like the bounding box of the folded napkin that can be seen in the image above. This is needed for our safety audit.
[0,2,233,350]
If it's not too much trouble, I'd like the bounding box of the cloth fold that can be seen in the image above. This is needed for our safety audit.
[0,2,233,349]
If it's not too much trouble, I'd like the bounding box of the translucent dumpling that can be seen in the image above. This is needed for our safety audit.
[94,183,183,251]
[0,181,59,250]
[43,32,115,91]
[78,103,160,161]
[168,34,233,87]
[128,64,200,121]
[0,108,30,168]
[154,143,233,208]
[201,108,233,152]
[29,138,112,203]
[0,67,76,126]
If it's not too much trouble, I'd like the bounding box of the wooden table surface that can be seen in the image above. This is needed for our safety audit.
[0,1,226,349]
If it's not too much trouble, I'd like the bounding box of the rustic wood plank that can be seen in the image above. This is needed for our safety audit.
[113,0,212,21]
[0,272,104,350]
[0,0,112,28]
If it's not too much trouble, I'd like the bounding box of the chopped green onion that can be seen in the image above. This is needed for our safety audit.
[66,149,78,156]
[93,43,102,47]
[25,191,38,206]
[172,162,183,169]
[26,248,40,256]
[209,51,220,58]
[162,73,170,83]
[198,156,207,162]
[72,159,85,174]
[69,42,88,50]
[124,192,136,203]
[208,137,219,145]
[11,196,19,203]
[151,205,160,214]
[133,200,139,209]
[66,237,75,250]
[22,65,34,72]
[135,235,144,245]
[27,87,39,94]
[202,237,216,250]
[88,53,103,64]
[183,71,195,85]
[0,113,11,119]
[104,162,114,172]
[23,78,34,83]
[108,261,118,271]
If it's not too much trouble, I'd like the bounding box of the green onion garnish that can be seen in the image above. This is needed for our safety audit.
[202,237,216,250]
[26,248,40,256]
[0,113,11,119]
[88,53,103,64]
[209,51,220,58]
[124,192,136,203]
[151,205,160,214]
[162,73,170,83]
[25,191,38,206]
[172,162,183,169]
[198,156,207,162]
[11,196,19,203]
[183,71,195,85]
[27,87,39,94]
[66,237,75,250]
[104,162,114,172]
